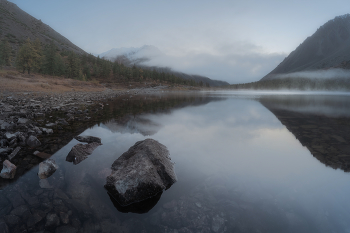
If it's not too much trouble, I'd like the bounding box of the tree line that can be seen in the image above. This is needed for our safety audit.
[0,38,206,87]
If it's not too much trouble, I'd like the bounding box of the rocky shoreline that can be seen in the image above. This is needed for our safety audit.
[0,86,170,181]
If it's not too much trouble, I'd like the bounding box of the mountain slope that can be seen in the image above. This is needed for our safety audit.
[262,14,350,80]
[0,0,85,54]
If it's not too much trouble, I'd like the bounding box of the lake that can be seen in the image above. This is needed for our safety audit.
[1,91,350,233]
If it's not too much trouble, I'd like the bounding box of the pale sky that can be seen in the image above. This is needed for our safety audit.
[8,0,350,83]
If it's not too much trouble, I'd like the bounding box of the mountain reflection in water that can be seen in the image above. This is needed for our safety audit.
[0,92,350,232]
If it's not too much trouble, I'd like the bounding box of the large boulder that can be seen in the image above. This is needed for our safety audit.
[105,139,177,206]
[66,142,102,165]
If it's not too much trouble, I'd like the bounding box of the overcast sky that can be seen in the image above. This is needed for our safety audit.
[8,0,350,84]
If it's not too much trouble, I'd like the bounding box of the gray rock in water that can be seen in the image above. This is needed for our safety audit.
[105,139,177,206]
[38,159,58,179]
[74,135,102,144]
[27,135,41,148]
[0,160,17,179]
[66,142,102,165]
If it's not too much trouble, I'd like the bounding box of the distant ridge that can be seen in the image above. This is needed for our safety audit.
[0,0,85,54]
[262,14,350,80]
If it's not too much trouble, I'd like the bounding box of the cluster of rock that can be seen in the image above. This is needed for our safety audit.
[0,89,126,180]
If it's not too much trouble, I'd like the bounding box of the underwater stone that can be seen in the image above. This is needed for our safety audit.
[38,159,58,179]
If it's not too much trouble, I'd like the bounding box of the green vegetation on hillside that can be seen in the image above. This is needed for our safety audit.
[1,38,204,87]
[0,39,12,67]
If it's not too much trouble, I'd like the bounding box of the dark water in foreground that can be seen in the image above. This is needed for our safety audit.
[2,91,350,233]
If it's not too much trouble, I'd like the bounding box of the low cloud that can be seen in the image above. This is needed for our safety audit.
[275,69,350,79]
[141,43,286,84]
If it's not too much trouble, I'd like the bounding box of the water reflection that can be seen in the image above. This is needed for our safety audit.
[1,92,350,232]
[260,94,350,171]
[107,191,162,214]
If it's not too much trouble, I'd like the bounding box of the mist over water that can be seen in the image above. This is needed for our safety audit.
[273,68,350,79]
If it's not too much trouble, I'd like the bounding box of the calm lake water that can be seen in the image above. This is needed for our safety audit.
[2,91,350,233]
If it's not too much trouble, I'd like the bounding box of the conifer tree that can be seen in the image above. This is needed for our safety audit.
[42,42,57,75]
[16,38,41,74]
[66,51,80,79]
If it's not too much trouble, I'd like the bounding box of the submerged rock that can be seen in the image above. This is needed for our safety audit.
[38,159,58,179]
[33,151,52,159]
[66,142,102,165]
[0,160,17,179]
[74,135,102,144]
[26,135,41,148]
[105,138,177,206]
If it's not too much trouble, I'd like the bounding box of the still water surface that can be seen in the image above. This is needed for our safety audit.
[3,91,350,232]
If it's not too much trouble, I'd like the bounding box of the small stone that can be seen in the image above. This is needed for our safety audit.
[0,160,17,179]
[41,128,53,134]
[59,212,69,224]
[10,205,29,216]
[4,214,20,226]
[1,122,11,130]
[5,133,16,140]
[27,212,43,227]
[0,139,9,147]
[8,147,21,161]
[55,225,78,233]
[27,135,41,148]
[35,152,51,159]
[17,118,30,124]
[46,123,56,127]
[0,219,9,233]
[0,148,12,156]
[57,119,69,125]
[39,179,53,189]
[38,159,58,179]
[45,213,60,227]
